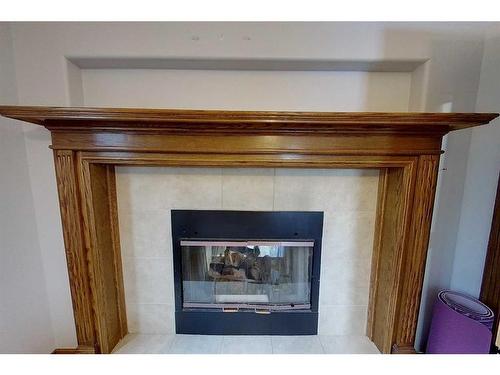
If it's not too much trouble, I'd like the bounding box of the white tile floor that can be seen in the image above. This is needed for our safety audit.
[112,334,380,354]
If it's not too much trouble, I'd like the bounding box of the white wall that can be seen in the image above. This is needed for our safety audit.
[450,25,500,295]
[82,69,410,111]
[3,22,494,350]
[0,24,55,353]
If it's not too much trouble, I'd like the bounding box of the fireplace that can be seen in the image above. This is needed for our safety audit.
[171,210,323,335]
[0,106,495,353]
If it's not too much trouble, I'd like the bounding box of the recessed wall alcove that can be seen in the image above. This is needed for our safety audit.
[0,105,496,354]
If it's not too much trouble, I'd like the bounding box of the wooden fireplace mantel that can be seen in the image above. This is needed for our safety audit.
[1,105,497,354]
[0,105,495,132]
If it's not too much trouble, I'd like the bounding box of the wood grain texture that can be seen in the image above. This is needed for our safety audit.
[77,160,127,353]
[367,163,416,353]
[0,105,496,131]
[50,132,444,156]
[80,152,419,168]
[53,150,96,349]
[52,346,96,354]
[106,167,128,338]
[391,344,418,354]
[3,106,495,354]
[367,155,439,353]
[480,173,500,350]
[366,168,390,340]
[393,155,439,350]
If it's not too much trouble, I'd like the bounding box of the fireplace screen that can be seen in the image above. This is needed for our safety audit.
[172,210,322,335]
[181,240,314,311]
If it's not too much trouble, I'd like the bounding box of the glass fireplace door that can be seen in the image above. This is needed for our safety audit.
[181,240,314,311]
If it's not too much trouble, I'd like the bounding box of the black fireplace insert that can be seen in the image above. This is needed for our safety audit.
[171,210,323,335]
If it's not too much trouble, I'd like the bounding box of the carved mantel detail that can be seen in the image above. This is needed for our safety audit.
[1,106,497,354]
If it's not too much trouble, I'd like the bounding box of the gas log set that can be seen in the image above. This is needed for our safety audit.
[208,246,280,284]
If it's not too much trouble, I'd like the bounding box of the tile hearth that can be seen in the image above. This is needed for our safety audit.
[112,334,380,354]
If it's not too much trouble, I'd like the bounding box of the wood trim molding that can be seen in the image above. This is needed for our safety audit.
[392,344,419,354]
[53,150,96,348]
[52,346,96,354]
[1,106,497,354]
[77,159,127,353]
[0,105,496,131]
[50,132,445,156]
[394,155,440,347]
[480,172,500,351]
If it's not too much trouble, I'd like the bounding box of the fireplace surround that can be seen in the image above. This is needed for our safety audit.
[0,106,496,354]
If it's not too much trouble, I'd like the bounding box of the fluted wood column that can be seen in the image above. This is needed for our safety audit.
[367,155,439,353]
[53,150,127,354]
[53,150,97,353]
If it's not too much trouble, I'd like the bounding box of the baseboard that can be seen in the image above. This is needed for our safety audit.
[52,345,96,354]
[391,344,418,354]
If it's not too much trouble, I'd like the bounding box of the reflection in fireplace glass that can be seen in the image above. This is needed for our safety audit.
[181,240,313,311]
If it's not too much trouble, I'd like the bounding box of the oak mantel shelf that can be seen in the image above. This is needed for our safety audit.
[1,105,497,355]
[0,106,497,134]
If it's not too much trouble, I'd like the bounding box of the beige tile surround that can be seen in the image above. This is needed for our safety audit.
[116,168,378,335]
